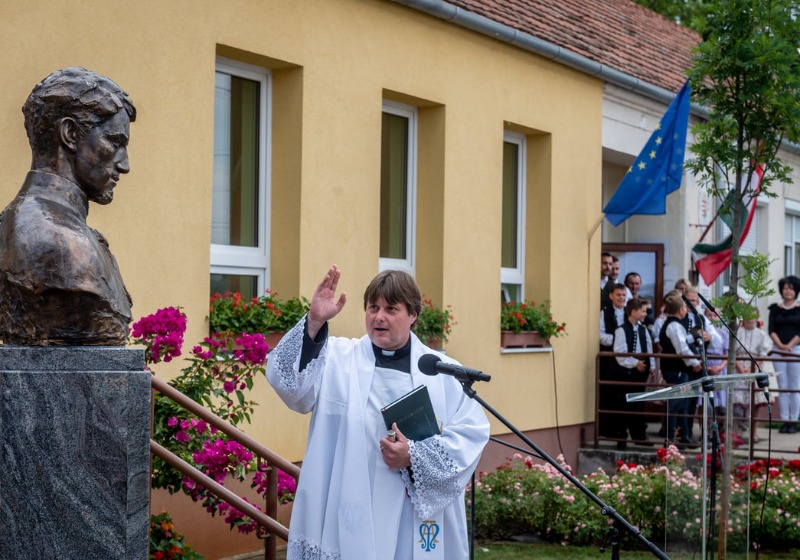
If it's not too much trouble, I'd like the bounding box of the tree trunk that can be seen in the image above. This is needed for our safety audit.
[717,162,746,559]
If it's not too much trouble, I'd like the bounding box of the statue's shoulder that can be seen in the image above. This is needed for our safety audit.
[0,194,98,284]
[4,194,88,248]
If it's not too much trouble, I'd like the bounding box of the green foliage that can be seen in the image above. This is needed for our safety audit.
[685,6,800,490]
[209,290,310,334]
[686,0,800,207]
[150,331,264,494]
[500,299,567,339]
[149,511,203,560]
[711,252,776,325]
[738,252,776,305]
[412,296,455,345]
[470,449,800,551]
[633,0,708,33]
[473,541,800,559]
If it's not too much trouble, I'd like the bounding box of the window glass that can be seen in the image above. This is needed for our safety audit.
[379,101,416,272]
[501,132,525,300]
[212,72,260,247]
[210,59,270,297]
[501,141,519,269]
[380,112,409,260]
[210,273,259,300]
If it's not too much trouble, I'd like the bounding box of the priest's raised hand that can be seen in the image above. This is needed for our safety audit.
[306,264,347,339]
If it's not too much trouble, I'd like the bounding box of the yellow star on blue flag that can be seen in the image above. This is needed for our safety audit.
[603,79,691,226]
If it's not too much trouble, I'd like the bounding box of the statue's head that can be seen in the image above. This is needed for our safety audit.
[22,67,137,204]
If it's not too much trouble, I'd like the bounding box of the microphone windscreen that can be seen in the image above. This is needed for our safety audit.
[418,354,441,376]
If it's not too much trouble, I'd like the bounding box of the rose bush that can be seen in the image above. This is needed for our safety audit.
[469,446,800,551]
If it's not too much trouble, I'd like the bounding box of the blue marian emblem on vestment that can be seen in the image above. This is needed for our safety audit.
[418,519,440,552]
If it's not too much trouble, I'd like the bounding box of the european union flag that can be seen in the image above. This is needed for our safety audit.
[603,79,691,226]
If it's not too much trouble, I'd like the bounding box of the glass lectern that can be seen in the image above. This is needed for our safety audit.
[627,373,771,558]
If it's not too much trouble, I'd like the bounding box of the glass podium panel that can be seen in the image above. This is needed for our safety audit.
[626,373,769,403]
[624,373,771,558]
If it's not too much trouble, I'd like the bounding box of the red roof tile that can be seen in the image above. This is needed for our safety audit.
[443,0,700,94]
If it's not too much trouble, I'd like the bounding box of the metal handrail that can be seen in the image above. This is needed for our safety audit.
[150,374,301,559]
[151,375,300,478]
[150,440,288,541]
[593,350,800,457]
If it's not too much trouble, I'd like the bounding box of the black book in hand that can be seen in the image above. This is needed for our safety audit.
[381,385,440,442]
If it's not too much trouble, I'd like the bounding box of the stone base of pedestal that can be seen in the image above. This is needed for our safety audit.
[0,346,150,559]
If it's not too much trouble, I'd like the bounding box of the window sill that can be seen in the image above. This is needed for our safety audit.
[500,346,553,354]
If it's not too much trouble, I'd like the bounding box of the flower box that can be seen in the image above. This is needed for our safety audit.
[209,290,309,335]
[500,299,566,346]
[412,296,454,348]
[500,330,548,348]
[264,331,285,353]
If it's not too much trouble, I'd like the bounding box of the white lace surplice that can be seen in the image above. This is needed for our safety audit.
[265,317,490,560]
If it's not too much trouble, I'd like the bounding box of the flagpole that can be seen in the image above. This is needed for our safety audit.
[588,214,604,240]
[696,207,720,245]
[588,213,605,344]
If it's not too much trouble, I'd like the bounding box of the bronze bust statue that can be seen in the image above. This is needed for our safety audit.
[0,67,135,345]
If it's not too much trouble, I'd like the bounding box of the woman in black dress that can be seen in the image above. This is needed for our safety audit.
[768,275,800,433]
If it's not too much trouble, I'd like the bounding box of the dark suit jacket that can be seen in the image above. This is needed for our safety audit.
[0,171,132,344]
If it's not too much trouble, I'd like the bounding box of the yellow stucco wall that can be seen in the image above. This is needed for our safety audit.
[0,0,602,461]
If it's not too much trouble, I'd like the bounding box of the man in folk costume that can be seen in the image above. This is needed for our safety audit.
[680,287,720,435]
[612,297,656,447]
[659,293,702,445]
[598,283,627,439]
[266,265,490,559]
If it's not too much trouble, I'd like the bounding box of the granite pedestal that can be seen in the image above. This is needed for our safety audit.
[0,346,150,559]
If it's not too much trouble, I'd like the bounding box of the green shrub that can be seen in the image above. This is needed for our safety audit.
[469,448,800,551]
[209,290,309,334]
[149,511,203,560]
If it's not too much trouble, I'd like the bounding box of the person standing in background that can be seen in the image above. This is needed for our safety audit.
[612,297,655,448]
[768,275,800,434]
[659,293,702,446]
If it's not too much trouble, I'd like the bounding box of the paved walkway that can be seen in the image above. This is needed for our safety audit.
[731,422,800,462]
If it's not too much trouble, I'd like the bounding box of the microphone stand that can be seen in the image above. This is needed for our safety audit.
[697,293,771,416]
[457,379,671,560]
[689,306,720,560]
[695,293,773,559]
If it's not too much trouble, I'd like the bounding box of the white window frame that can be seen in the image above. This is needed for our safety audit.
[210,58,271,293]
[379,100,417,274]
[784,200,800,276]
[501,131,526,301]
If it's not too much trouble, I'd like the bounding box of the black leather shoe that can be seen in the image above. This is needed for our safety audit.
[779,423,790,434]
[789,424,798,434]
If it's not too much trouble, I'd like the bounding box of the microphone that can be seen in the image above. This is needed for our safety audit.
[681,294,701,317]
[692,293,772,405]
[696,292,718,315]
[418,354,491,383]
[756,374,770,403]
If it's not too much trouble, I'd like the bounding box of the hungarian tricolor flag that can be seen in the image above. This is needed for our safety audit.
[692,164,765,285]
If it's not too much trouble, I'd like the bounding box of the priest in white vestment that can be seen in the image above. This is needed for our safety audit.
[266,266,490,560]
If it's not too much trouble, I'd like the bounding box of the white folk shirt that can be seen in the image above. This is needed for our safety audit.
[613,321,656,371]
[266,317,490,560]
